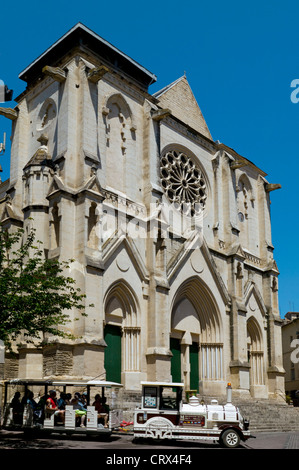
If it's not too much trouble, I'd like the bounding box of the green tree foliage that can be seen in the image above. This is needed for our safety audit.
[0,226,90,351]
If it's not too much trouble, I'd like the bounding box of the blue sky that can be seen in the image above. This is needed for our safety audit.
[0,0,298,316]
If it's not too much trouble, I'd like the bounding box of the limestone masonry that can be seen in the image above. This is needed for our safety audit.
[0,23,284,401]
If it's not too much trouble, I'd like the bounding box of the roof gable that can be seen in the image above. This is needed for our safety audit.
[153,76,212,139]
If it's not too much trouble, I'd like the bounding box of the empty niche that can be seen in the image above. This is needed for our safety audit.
[37,99,57,131]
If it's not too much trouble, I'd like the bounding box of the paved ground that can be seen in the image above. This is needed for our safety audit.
[0,430,296,469]
[1,429,299,450]
[244,432,299,449]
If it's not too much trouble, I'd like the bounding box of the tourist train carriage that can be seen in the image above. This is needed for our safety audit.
[133,381,251,448]
[1,378,123,436]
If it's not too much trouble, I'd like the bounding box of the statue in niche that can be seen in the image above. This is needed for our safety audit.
[87,202,98,249]
[37,100,56,131]
[41,104,51,128]
[51,203,60,249]
[272,277,278,292]
[236,262,243,279]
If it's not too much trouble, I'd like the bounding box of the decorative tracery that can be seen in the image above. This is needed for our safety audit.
[160,150,207,216]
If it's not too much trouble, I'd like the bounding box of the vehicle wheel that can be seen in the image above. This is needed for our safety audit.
[220,429,240,448]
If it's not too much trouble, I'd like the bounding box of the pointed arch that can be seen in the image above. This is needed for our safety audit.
[237,172,255,201]
[247,315,263,351]
[103,92,137,195]
[247,316,265,386]
[171,276,223,343]
[104,279,139,326]
[236,173,255,248]
[102,234,149,282]
[170,276,224,390]
[104,92,136,131]
[244,281,267,317]
[104,280,140,376]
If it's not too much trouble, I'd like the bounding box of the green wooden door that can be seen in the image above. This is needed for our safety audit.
[170,338,181,383]
[189,342,199,392]
[104,324,121,383]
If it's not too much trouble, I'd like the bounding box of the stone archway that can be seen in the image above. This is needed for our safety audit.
[104,281,141,388]
[170,277,223,394]
[247,316,265,389]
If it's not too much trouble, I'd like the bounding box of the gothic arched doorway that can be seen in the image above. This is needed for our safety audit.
[170,277,223,393]
[104,281,140,387]
[247,316,265,388]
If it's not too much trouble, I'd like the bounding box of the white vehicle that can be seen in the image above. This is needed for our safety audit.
[1,378,123,437]
[133,381,251,448]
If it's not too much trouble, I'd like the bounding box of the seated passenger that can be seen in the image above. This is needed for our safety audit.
[46,390,58,412]
[102,397,110,414]
[66,393,72,405]
[57,392,67,410]
[21,390,29,408]
[81,392,88,407]
[27,391,37,410]
[25,391,40,424]
[92,394,109,428]
[34,393,48,423]
[71,392,87,427]
[10,391,23,425]
[46,390,65,425]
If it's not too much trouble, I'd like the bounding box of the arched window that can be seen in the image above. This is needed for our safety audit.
[103,93,136,196]
[236,173,255,249]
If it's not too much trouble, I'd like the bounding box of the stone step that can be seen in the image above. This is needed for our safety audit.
[238,403,299,431]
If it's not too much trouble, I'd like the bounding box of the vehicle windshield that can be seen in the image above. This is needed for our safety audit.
[160,386,180,411]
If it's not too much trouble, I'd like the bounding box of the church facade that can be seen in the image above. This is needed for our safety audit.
[0,23,285,400]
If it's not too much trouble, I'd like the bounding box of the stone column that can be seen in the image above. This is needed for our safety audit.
[229,255,251,398]
[263,269,285,400]
[145,225,172,381]
[144,110,172,381]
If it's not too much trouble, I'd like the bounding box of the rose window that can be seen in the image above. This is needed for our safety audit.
[160,150,207,216]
